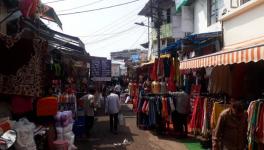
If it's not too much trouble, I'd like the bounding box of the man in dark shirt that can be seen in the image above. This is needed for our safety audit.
[213,99,247,150]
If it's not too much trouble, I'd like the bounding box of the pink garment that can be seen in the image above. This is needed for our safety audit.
[11,95,33,114]
[256,104,264,143]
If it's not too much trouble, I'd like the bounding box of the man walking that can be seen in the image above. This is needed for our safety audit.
[105,89,121,134]
[80,88,96,136]
[212,99,247,150]
[173,89,191,138]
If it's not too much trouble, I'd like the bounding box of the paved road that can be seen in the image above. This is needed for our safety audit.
[76,104,189,150]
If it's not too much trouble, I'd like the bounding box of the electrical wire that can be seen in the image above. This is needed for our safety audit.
[82,14,145,41]
[44,0,66,4]
[85,26,140,45]
[80,2,147,40]
[129,29,148,48]
[57,0,140,16]
[78,25,143,37]
[57,0,105,12]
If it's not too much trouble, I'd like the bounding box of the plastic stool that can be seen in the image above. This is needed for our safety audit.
[53,140,69,150]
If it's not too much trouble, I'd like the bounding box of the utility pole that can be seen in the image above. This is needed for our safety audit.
[150,0,162,58]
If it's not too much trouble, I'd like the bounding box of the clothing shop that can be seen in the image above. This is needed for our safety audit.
[0,12,90,150]
[180,39,264,149]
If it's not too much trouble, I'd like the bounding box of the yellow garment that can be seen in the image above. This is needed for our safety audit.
[211,102,230,129]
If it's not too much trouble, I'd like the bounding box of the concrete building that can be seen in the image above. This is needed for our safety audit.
[110,49,148,63]
[139,0,186,58]
[221,0,264,49]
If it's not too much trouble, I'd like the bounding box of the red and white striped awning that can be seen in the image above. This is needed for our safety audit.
[180,45,264,70]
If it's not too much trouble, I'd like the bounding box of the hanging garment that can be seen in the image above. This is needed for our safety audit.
[19,0,39,17]
[0,37,46,97]
[256,103,264,144]
[231,64,246,98]
[189,96,205,133]
[160,81,167,94]
[167,62,176,92]
[11,96,33,114]
[210,102,230,129]
[163,58,171,78]
[148,99,157,126]
[169,98,176,112]
[150,59,158,81]
[157,58,164,78]
[161,97,168,120]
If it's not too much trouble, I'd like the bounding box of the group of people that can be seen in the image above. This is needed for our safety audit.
[80,84,122,136]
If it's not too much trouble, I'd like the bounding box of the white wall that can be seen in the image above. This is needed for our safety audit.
[223,3,264,46]
[193,0,223,34]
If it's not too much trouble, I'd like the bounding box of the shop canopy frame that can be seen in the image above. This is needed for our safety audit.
[160,31,222,54]
[180,44,264,70]
[23,18,87,56]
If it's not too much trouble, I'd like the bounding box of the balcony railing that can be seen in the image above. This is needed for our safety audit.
[151,23,172,41]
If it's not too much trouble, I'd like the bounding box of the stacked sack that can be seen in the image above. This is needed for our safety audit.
[55,111,77,150]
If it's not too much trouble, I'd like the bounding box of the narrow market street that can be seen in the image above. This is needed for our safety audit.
[76,104,202,150]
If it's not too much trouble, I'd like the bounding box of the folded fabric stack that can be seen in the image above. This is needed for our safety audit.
[55,111,76,150]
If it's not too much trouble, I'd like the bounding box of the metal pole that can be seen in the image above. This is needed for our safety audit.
[156,0,161,58]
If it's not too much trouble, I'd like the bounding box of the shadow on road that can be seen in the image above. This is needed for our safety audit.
[75,104,137,150]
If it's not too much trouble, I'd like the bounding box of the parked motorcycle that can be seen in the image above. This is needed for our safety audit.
[0,130,17,150]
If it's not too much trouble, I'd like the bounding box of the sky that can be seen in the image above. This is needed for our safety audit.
[41,0,149,58]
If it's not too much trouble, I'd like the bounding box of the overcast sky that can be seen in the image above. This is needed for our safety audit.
[42,0,149,58]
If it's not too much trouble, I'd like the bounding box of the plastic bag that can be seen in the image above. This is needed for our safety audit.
[14,118,36,150]
[118,113,125,126]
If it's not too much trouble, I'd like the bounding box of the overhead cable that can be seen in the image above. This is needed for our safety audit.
[130,29,147,48]
[85,26,140,45]
[57,0,105,12]
[57,0,140,16]
[44,0,66,4]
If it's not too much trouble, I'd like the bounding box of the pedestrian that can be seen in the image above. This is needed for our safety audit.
[114,82,122,97]
[105,89,121,134]
[212,98,247,150]
[172,88,191,138]
[80,88,96,136]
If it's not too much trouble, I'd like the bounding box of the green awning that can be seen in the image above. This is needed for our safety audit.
[175,0,188,13]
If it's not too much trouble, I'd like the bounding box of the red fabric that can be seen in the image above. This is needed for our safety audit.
[162,97,168,120]
[167,60,176,92]
[0,121,11,132]
[37,97,58,116]
[189,96,204,131]
[158,58,164,78]
[11,96,33,114]
[133,97,138,112]
[19,0,39,17]
[150,59,158,81]
[142,100,148,113]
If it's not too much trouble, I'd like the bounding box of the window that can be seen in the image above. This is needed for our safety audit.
[166,8,171,23]
[207,0,218,26]
[239,0,251,5]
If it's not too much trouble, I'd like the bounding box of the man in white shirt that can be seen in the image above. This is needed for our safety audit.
[80,88,96,135]
[105,89,121,134]
[114,83,121,96]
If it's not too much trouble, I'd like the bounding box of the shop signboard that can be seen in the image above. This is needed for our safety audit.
[90,57,111,81]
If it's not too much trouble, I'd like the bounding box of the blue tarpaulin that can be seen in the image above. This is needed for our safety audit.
[160,31,222,54]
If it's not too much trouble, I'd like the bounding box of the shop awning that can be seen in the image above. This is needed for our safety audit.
[180,45,264,70]
[175,0,188,13]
